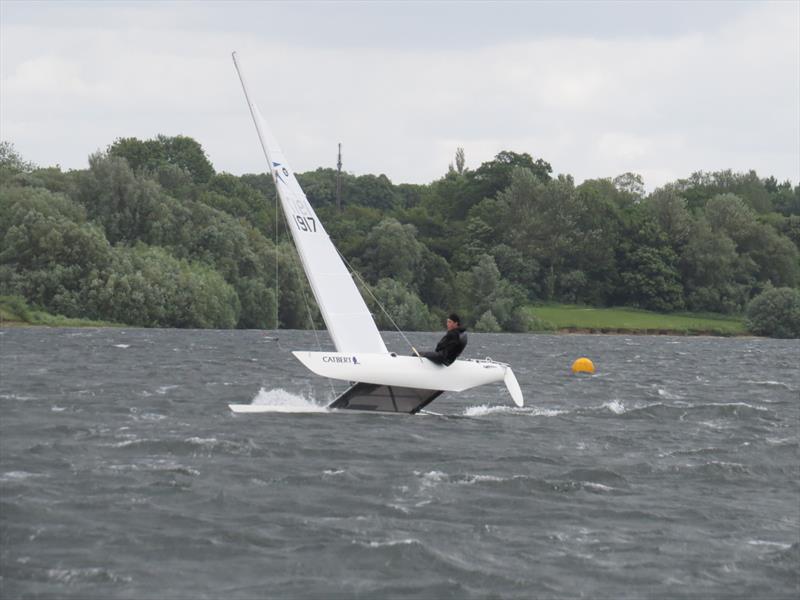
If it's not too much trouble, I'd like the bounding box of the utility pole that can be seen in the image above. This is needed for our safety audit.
[336,142,342,211]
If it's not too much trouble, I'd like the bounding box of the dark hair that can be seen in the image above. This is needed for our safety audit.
[448,313,461,324]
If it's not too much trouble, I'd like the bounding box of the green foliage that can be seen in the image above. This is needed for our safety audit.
[368,278,434,331]
[0,141,36,182]
[1,133,795,333]
[0,295,32,322]
[615,215,684,312]
[362,218,424,287]
[474,310,502,333]
[108,135,215,183]
[745,287,800,338]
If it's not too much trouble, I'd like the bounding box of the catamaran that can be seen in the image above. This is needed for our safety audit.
[229,52,523,414]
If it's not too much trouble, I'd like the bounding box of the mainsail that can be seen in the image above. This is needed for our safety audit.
[232,52,387,355]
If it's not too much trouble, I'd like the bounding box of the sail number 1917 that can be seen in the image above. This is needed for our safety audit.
[295,215,317,233]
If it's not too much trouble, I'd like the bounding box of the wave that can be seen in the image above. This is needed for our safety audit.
[464,404,567,417]
[412,468,627,495]
[246,387,329,413]
[108,435,253,457]
[46,567,131,584]
[358,538,422,548]
[746,380,797,392]
[0,470,43,482]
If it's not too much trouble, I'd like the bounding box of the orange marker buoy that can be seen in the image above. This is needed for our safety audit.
[571,357,595,374]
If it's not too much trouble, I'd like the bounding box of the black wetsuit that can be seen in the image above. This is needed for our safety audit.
[421,327,468,366]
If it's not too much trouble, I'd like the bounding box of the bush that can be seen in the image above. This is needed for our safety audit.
[0,294,32,322]
[474,310,502,332]
[745,287,800,338]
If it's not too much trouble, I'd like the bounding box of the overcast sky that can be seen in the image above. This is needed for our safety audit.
[2,0,798,190]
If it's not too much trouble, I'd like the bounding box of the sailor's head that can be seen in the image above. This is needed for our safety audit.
[446,313,461,330]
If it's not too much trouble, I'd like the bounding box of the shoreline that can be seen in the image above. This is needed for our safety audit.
[1,320,753,337]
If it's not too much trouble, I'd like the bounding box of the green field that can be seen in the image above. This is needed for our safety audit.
[526,304,746,336]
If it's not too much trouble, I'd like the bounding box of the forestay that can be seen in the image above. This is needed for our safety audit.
[232,52,387,355]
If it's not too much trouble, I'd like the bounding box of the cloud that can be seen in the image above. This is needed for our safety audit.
[1,1,797,191]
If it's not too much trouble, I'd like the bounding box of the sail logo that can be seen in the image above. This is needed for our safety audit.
[322,355,359,365]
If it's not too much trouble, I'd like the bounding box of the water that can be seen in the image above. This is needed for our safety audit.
[1,328,798,599]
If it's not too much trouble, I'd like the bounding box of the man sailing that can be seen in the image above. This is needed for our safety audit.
[414,313,468,366]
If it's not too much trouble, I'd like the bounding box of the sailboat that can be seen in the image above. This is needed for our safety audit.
[229,53,523,414]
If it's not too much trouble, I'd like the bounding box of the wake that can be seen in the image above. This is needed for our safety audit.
[229,387,328,413]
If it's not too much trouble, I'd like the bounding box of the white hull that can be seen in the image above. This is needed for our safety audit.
[293,351,523,407]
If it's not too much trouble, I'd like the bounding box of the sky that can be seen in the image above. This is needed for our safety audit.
[1,0,799,191]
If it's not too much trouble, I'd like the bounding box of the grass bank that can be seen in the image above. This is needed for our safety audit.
[526,304,746,336]
[0,296,123,328]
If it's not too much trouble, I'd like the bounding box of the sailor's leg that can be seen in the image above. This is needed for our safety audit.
[419,351,445,365]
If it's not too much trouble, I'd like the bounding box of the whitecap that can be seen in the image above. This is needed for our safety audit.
[748,540,792,549]
[464,404,514,417]
[465,404,566,417]
[766,437,797,446]
[414,470,448,491]
[323,469,345,476]
[238,387,328,413]
[46,567,132,584]
[703,401,769,412]
[459,474,507,485]
[0,393,36,401]
[746,380,793,390]
[113,344,130,349]
[186,436,218,446]
[362,538,420,548]
[0,471,41,482]
[602,399,626,414]
[657,388,683,400]
[583,482,614,492]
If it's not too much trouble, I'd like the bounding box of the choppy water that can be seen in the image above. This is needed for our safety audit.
[1,328,798,599]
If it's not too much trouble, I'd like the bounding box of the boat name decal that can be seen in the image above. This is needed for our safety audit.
[322,355,359,365]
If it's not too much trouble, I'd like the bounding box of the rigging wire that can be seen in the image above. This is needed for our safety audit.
[334,247,419,355]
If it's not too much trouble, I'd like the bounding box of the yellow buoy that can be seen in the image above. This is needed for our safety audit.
[571,357,595,374]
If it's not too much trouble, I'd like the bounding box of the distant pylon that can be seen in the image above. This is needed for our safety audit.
[336,142,342,211]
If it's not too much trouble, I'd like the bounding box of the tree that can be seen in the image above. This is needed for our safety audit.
[745,287,800,338]
[615,215,684,312]
[108,135,215,183]
[460,254,530,331]
[465,150,552,213]
[368,278,434,331]
[455,147,466,174]
[362,218,424,287]
[76,153,172,245]
[474,310,502,332]
[673,170,772,213]
[643,188,692,250]
[498,172,582,300]
[612,172,645,200]
[680,219,746,313]
[0,141,36,175]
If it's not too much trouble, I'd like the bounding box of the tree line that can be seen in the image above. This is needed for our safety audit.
[0,137,798,335]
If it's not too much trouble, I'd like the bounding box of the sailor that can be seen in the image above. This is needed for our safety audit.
[415,313,468,366]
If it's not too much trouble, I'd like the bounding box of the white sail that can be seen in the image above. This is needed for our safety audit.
[232,52,387,355]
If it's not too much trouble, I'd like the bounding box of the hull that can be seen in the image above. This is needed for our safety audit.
[293,351,506,391]
[292,351,523,407]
